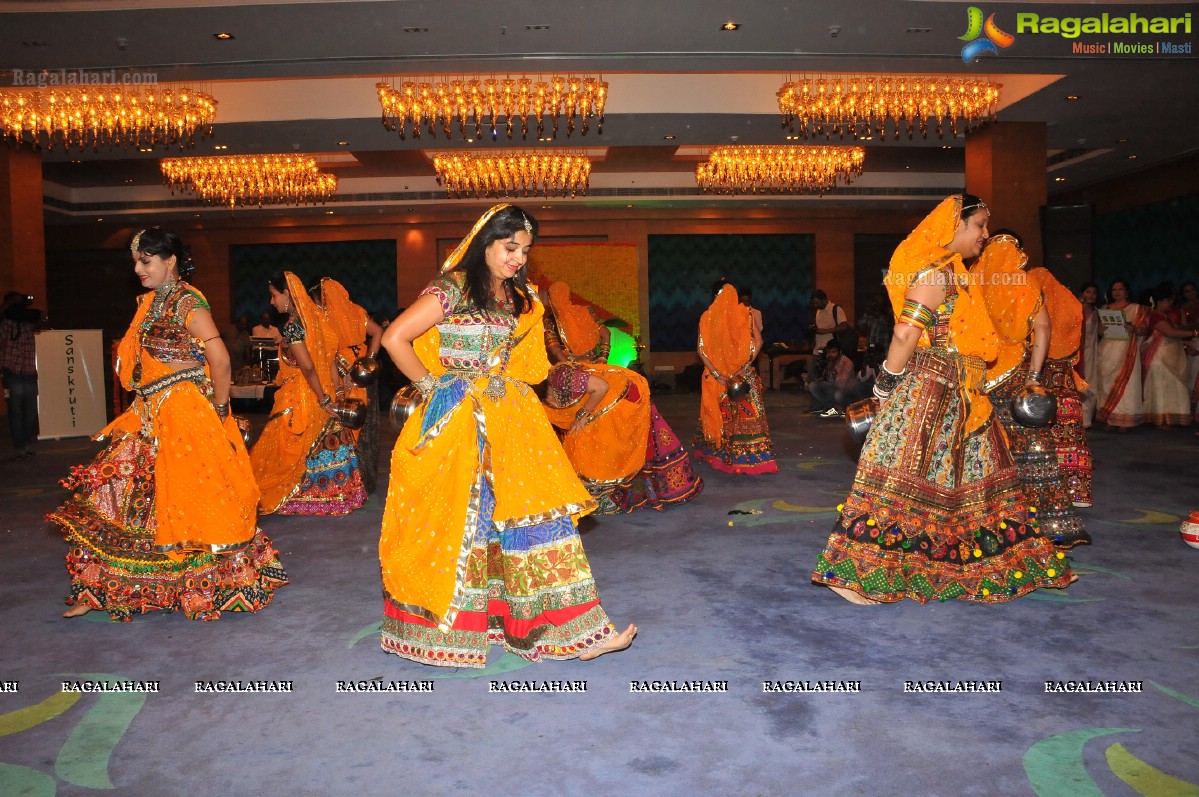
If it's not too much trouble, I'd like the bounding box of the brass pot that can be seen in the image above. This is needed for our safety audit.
[331,397,366,429]
[1011,384,1056,427]
[388,385,423,432]
[349,355,380,386]
[845,397,880,444]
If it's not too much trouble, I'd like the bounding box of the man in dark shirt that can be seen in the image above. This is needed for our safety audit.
[0,291,43,459]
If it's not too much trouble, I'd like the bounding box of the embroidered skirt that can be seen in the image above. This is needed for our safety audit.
[1042,357,1094,509]
[607,404,704,512]
[811,347,1073,603]
[276,420,367,515]
[692,370,778,475]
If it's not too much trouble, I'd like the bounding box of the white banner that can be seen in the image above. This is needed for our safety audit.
[35,329,108,439]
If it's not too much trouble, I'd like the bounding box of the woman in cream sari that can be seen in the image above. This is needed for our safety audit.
[1095,279,1149,430]
[1141,285,1199,426]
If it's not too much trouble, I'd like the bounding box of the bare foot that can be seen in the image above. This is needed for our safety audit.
[827,585,880,605]
[580,623,637,661]
[63,602,92,618]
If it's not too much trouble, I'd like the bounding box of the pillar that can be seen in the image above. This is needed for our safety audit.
[965,122,1048,266]
[0,147,47,302]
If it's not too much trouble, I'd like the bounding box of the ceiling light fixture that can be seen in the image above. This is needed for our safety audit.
[776,73,1000,140]
[696,145,865,195]
[378,74,607,141]
[0,85,217,151]
[161,154,338,208]
[432,149,591,199]
[721,22,741,31]
[213,32,234,40]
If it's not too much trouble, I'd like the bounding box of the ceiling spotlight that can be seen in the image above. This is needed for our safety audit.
[721,21,741,31]
[337,141,349,146]
[1065,95,1080,101]
[1054,176,1066,182]
[213,32,234,40]
[663,135,676,141]
[1127,154,1138,159]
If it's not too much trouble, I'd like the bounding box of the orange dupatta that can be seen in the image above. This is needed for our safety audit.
[542,282,650,485]
[382,285,594,630]
[107,286,259,555]
[698,285,754,445]
[250,271,340,512]
[972,235,1041,388]
[887,196,999,435]
[1028,267,1087,390]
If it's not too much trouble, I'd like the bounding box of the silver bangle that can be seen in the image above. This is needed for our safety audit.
[413,373,437,397]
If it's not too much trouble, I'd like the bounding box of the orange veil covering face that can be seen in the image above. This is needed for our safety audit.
[317,277,370,413]
[887,195,999,434]
[547,281,601,357]
[698,284,754,445]
[971,234,1042,387]
[108,287,259,556]
[542,281,650,486]
[250,271,340,512]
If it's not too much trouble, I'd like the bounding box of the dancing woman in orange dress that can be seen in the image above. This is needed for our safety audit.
[49,228,287,621]
[972,233,1088,548]
[693,281,778,474]
[541,281,703,513]
[1028,267,1094,508]
[377,205,636,667]
[309,276,384,494]
[250,272,366,515]
[811,196,1073,603]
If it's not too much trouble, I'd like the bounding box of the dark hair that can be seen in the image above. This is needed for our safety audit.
[268,271,289,294]
[457,206,537,315]
[811,289,828,302]
[132,227,195,279]
[1150,284,1175,304]
[1107,279,1132,304]
[823,338,842,352]
[711,276,732,298]
[959,193,988,221]
[1181,280,1198,299]
[306,275,332,304]
[1077,281,1098,295]
[990,228,1024,249]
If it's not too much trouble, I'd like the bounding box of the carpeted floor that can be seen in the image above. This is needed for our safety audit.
[1,389,1196,797]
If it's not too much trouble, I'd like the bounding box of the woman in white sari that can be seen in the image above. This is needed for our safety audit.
[1141,285,1199,427]
[1095,279,1149,431]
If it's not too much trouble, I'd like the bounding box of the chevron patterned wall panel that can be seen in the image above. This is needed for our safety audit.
[647,234,815,351]
[1093,194,1199,303]
[230,240,398,323]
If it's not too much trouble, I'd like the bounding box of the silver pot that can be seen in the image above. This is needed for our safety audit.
[845,397,880,444]
[331,397,366,429]
[349,355,380,386]
[233,415,253,447]
[1011,384,1056,427]
[726,378,750,402]
[388,385,423,432]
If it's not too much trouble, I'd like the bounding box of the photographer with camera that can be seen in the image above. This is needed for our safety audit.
[1,291,44,459]
[807,338,871,418]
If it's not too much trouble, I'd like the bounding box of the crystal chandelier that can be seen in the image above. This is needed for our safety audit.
[378,75,607,141]
[695,145,865,195]
[433,150,592,199]
[776,74,1000,140]
[161,154,338,208]
[0,86,217,150]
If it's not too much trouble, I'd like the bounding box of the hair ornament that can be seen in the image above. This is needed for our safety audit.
[130,229,145,256]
